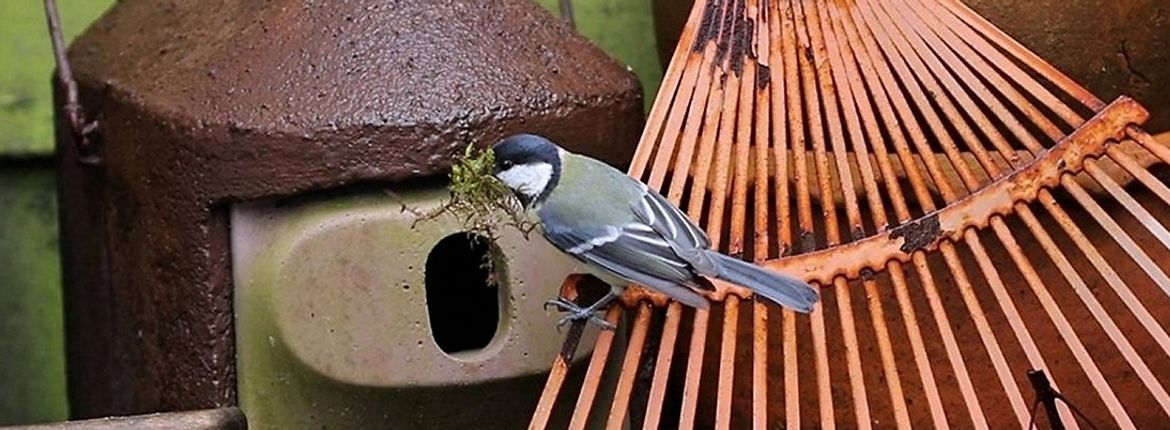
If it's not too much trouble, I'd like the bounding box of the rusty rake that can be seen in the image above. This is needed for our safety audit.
[530,0,1170,428]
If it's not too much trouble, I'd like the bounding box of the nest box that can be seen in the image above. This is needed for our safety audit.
[55,0,642,427]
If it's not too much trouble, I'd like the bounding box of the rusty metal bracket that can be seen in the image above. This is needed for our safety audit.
[43,0,100,164]
[615,96,1148,302]
[766,96,1148,285]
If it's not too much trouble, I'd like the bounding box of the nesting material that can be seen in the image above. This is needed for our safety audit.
[388,143,536,285]
[421,144,535,240]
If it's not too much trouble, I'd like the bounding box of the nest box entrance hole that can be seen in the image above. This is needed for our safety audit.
[424,232,504,355]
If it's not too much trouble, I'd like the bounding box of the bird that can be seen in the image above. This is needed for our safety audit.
[491,134,819,329]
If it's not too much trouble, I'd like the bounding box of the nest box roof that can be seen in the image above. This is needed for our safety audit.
[68,0,642,179]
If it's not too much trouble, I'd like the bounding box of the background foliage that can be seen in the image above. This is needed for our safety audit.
[0,0,113,424]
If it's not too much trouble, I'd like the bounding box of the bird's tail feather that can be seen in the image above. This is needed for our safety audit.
[707,251,819,313]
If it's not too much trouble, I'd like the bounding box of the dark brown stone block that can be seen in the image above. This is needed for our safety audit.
[57,0,643,418]
[963,0,1170,132]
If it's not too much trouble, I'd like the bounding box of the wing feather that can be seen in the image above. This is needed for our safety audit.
[632,188,719,275]
[543,221,710,308]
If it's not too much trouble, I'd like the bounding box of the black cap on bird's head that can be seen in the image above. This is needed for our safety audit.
[491,134,563,207]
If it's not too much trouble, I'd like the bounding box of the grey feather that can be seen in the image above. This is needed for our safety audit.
[632,184,818,313]
[633,190,718,274]
[706,252,819,313]
[542,218,710,308]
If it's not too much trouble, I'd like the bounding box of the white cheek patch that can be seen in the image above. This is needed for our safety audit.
[497,162,553,197]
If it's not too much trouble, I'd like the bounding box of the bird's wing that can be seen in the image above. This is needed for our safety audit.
[542,221,710,308]
[626,186,819,312]
[630,186,720,275]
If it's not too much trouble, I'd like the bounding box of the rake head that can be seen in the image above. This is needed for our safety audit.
[530,0,1170,428]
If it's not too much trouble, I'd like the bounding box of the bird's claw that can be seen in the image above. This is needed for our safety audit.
[557,314,615,331]
[544,298,616,331]
[543,297,575,312]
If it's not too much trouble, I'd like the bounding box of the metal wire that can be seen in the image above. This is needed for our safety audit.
[531,0,1170,428]
[42,0,101,164]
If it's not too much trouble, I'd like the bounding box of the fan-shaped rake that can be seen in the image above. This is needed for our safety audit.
[529,0,1170,428]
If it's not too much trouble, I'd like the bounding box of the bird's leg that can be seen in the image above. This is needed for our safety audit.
[544,288,621,331]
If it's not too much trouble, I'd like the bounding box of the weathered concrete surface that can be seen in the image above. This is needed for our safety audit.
[58,0,644,418]
[231,187,607,429]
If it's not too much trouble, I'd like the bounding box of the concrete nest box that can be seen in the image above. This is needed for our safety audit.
[56,0,643,427]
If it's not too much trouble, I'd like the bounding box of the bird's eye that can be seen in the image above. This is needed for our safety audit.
[502,160,513,169]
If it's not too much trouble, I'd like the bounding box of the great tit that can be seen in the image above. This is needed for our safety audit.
[491,134,819,328]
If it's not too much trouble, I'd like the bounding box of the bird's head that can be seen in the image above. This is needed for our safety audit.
[491,134,563,208]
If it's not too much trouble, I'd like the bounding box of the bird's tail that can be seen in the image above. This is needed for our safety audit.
[706,251,819,313]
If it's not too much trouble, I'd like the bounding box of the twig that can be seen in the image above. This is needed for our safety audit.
[559,0,575,29]
[43,0,100,164]
[382,189,442,228]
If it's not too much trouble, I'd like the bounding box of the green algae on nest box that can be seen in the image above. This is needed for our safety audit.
[232,188,619,429]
